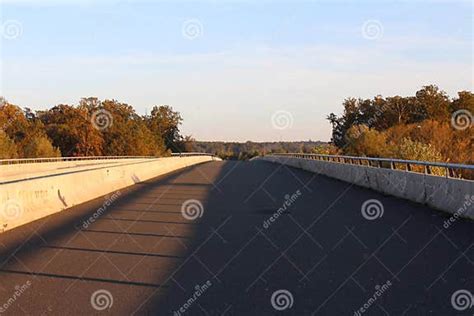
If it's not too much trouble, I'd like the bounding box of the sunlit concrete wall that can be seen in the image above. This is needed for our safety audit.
[0,158,153,181]
[0,156,217,233]
[260,156,474,220]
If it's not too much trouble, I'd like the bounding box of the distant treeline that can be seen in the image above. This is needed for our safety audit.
[189,141,330,160]
[0,97,186,159]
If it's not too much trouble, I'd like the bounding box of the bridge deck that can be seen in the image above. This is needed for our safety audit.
[0,161,472,315]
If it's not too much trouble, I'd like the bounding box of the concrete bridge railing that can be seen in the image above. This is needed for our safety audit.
[0,154,218,233]
[258,154,474,220]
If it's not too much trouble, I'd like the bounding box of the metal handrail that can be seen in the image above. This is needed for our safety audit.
[270,153,474,178]
[0,153,214,165]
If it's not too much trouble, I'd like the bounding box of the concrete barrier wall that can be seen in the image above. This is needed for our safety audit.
[0,158,154,182]
[259,156,474,220]
[0,156,217,233]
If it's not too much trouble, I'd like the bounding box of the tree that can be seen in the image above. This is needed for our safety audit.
[100,99,166,156]
[23,135,61,158]
[0,101,29,144]
[343,125,391,157]
[394,137,443,165]
[451,91,474,113]
[39,104,104,156]
[179,135,196,152]
[415,85,450,121]
[0,130,18,159]
[146,105,183,152]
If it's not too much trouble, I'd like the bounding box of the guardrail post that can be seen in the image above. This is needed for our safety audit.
[424,165,431,174]
[447,167,455,178]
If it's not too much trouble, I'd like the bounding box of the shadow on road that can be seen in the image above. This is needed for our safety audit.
[0,161,473,315]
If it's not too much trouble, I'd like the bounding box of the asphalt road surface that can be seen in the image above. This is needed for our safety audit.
[0,161,473,315]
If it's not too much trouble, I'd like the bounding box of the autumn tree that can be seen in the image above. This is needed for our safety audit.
[344,125,391,157]
[23,135,61,158]
[0,130,18,159]
[414,85,450,121]
[451,91,474,113]
[327,85,472,166]
[99,100,166,156]
[1,99,59,158]
[39,104,104,156]
[146,105,183,152]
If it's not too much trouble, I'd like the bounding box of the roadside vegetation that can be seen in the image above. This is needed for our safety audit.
[0,97,185,159]
[1,85,472,167]
[327,85,473,165]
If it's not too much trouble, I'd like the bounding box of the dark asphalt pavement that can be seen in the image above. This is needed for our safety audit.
[0,161,473,315]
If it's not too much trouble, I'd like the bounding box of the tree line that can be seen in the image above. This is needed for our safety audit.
[190,141,328,160]
[0,97,185,159]
[326,85,473,166]
[1,85,472,167]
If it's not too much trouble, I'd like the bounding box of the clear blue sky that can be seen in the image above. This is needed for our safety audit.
[1,0,472,141]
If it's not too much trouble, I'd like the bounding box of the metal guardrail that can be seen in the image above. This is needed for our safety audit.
[270,153,474,179]
[0,153,214,165]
